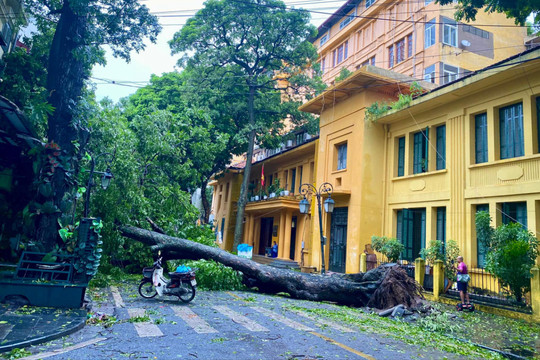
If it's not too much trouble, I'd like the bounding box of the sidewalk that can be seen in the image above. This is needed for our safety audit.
[0,303,87,353]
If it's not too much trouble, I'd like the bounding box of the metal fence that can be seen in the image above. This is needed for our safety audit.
[367,252,531,311]
[446,267,532,312]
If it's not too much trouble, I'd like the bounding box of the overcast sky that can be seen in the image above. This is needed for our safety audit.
[91,0,346,102]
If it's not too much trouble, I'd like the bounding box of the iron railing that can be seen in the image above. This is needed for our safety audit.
[367,252,531,310]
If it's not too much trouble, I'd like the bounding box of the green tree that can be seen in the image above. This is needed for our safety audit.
[85,98,216,272]
[437,0,539,25]
[23,0,161,251]
[169,0,318,251]
[475,211,539,302]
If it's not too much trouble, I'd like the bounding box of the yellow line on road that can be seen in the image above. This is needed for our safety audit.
[226,291,244,300]
[309,331,377,360]
[225,292,376,359]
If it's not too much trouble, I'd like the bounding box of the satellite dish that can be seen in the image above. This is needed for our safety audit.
[461,40,471,47]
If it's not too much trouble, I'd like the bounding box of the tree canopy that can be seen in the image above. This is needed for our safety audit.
[17,0,161,251]
[169,0,319,250]
[437,0,539,25]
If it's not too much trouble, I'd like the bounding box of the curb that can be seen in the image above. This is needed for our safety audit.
[0,316,86,353]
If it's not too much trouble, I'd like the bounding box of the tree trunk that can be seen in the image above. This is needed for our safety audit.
[120,225,423,308]
[233,84,257,252]
[200,179,210,224]
[35,0,87,251]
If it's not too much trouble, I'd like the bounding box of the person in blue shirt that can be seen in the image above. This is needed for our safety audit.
[271,241,278,258]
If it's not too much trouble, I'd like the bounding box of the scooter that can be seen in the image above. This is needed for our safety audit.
[138,257,197,303]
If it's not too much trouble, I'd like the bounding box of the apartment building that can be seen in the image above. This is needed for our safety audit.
[314,0,526,85]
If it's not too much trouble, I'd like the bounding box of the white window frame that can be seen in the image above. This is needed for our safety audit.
[424,19,436,48]
[443,63,459,84]
[424,64,435,83]
[366,0,376,8]
[443,22,458,47]
[340,10,356,30]
[320,32,329,46]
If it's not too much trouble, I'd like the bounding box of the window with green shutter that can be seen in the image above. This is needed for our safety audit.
[436,125,446,170]
[499,103,524,159]
[476,204,489,268]
[502,202,527,229]
[413,129,429,174]
[475,113,488,163]
[397,136,405,176]
[436,207,446,243]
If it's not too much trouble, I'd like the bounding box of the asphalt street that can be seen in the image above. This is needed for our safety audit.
[14,284,467,360]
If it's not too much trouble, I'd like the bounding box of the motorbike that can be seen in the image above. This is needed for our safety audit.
[138,257,197,303]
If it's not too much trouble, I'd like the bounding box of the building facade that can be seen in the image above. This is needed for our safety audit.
[210,132,318,264]
[0,0,24,61]
[378,49,540,270]
[314,0,526,86]
[210,1,534,275]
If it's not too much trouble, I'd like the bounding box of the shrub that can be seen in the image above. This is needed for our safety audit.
[476,212,539,302]
[420,239,460,282]
[371,236,404,263]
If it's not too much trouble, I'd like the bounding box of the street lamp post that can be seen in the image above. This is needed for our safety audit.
[298,182,334,274]
[83,153,114,218]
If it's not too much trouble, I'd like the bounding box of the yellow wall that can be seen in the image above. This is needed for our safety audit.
[310,87,397,273]
[380,53,540,268]
[210,171,243,251]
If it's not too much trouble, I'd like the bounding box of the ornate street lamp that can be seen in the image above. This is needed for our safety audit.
[299,182,334,274]
[83,153,114,218]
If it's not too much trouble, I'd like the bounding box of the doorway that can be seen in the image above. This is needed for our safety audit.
[289,216,297,260]
[329,207,348,273]
[397,208,426,262]
[258,217,274,255]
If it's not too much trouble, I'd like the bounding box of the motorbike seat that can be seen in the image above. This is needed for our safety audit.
[170,271,190,278]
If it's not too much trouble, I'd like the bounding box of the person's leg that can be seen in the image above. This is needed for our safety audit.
[459,290,465,304]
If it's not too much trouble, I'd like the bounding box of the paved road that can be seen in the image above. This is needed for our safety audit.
[18,285,465,360]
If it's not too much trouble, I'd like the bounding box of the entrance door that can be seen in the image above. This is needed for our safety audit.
[397,208,426,262]
[329,207,348,273]
[289,216,297,260]
[258,217,274,255]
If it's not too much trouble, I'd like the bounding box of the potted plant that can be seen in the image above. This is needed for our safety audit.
[371,235,404,263]
[420,239,460,292]
[268,179,280,198]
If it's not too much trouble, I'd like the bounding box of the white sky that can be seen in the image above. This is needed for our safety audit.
[91,0,346,102]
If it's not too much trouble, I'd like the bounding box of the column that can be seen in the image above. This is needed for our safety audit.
[415,258,425,288]
[283,211,292,260]
[433,260,444,300]
[247,214,254,246]
[278,212,286,258]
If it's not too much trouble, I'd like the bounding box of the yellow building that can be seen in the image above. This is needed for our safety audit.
[299,48,540,276]
[315,0,526,86]
[299,67,435,272]
[210,133,318,265]
[377,48,540,271]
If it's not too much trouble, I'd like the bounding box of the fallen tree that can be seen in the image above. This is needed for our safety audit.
[120,225,423,308]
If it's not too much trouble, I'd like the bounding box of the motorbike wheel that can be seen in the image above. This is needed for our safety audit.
[138,280,158,299]
[178,282,196,303]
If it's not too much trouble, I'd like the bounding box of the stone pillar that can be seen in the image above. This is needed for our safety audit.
[360,253,367,273]
[415,258,425,288]
[283,211,292,260]
[531,267,540,321]
[433,260,444,300]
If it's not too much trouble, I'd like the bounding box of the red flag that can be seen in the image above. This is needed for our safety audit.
[261,164,265,187]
